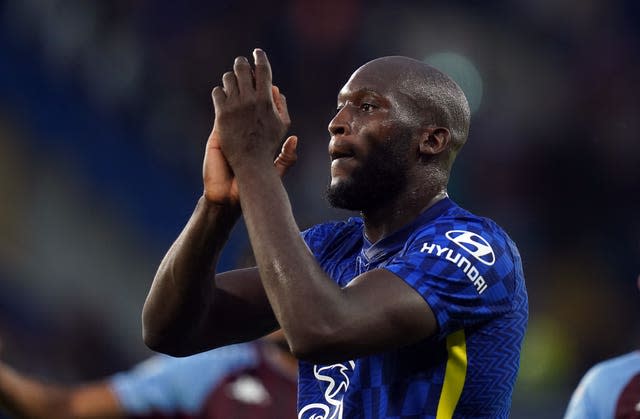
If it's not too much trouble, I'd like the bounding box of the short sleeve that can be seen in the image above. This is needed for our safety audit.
[384,223,518,339]
[110,344,257,415]
[563,368,599,419]
[301,219,363,263]
[301,224,329,259]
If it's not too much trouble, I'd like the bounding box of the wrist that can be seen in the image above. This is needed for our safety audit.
[231,156,276,179]
[198,195,241,219]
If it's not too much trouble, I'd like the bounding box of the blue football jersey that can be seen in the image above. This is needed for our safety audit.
[298,198,528,418]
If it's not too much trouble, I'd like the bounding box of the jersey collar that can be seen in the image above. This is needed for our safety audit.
[361,197,455,263]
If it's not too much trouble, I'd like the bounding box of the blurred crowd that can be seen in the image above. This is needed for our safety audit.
[0,1,638,417]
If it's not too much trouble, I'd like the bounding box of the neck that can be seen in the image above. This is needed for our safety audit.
[362,187,448,243]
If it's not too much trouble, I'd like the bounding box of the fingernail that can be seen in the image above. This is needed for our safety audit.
[253,48,265,60]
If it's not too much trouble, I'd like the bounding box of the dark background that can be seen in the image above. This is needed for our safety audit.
[0,1,638,417]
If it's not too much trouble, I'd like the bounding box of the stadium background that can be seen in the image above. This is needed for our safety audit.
[0,1,638,417]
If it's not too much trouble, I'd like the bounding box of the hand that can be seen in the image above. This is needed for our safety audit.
[203,85,297,206]
[211,49,289,170]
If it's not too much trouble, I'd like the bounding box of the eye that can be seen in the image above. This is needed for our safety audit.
[360,103,376,112]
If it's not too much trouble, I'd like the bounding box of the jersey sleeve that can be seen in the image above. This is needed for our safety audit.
[109,344,257,416]
[300,221,348,259]
[384,221,520,339]
[563,367,599,419]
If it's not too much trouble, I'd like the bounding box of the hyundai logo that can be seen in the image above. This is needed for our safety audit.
[445,230,496,266]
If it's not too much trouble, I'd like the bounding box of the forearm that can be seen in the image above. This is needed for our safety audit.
[0,365,72,419]
[0,363,123,419]
[235,164,346,360]
[142,196,240,355]
[0,363,56,419]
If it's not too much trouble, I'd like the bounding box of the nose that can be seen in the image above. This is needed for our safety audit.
[328,107,350,136]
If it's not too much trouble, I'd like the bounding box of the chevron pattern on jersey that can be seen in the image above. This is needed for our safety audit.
[298,198,528,418]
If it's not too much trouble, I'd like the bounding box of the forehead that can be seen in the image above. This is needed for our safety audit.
[338,65,397,100]
[337,60,421,106]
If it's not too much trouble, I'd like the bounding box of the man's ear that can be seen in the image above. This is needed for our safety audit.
[418,126,451,156]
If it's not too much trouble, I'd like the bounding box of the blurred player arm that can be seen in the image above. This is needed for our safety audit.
[142,86,298,357]
[0,361,123,419]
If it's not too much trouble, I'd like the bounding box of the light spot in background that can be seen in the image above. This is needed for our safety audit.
[424,52,483,114]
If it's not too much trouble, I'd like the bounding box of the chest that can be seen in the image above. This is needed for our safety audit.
[318,240,403,288]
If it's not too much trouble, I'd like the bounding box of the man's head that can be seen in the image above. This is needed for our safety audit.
[326,56,470,212]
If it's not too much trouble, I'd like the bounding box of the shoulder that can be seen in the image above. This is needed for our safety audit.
[409,203,521,268]
[575,351,640,398]
[582,351,640,386]
[301,218,363,250]
[566,351,640,418]
[302,217,363,239]
[400,203,526,302]
[109,343,261,413]
[114,342,259,383]
[442,205,516,245]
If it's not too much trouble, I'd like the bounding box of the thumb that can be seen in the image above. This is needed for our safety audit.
[274,135,298,177]
[272,85,291,127]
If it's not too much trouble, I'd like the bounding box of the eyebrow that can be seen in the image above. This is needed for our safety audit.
[337,88,385,103]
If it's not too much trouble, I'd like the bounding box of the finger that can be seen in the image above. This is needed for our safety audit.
[274,135,298,177]
[222,71,238,99]
[253,48,273,98]
[233,56,254,98]
[272,85,290,126]
[271,85,280,110]
[281,135,297,159]
[211,86,226,110]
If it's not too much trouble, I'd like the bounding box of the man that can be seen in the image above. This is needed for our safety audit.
[0,333,297,419]
[563,275,640,418]
[142,49,528,418]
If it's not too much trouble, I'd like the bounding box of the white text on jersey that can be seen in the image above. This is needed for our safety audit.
[420,242,489,294]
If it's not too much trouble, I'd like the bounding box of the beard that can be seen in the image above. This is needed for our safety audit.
[325,131,412,212]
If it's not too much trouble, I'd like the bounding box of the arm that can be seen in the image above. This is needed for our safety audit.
[142,85,298,356]
[0,361,123,419]
[215,50,436,363]
[236,164,434,363]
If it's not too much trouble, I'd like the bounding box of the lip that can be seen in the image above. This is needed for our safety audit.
[331,156,355,165]
[330,156,356,177]
[328,136,355,161]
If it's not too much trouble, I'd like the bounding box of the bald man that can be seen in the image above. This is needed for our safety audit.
[142,50,528,418]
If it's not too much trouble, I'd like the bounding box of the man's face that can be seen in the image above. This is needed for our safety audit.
[326,66,416,211]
